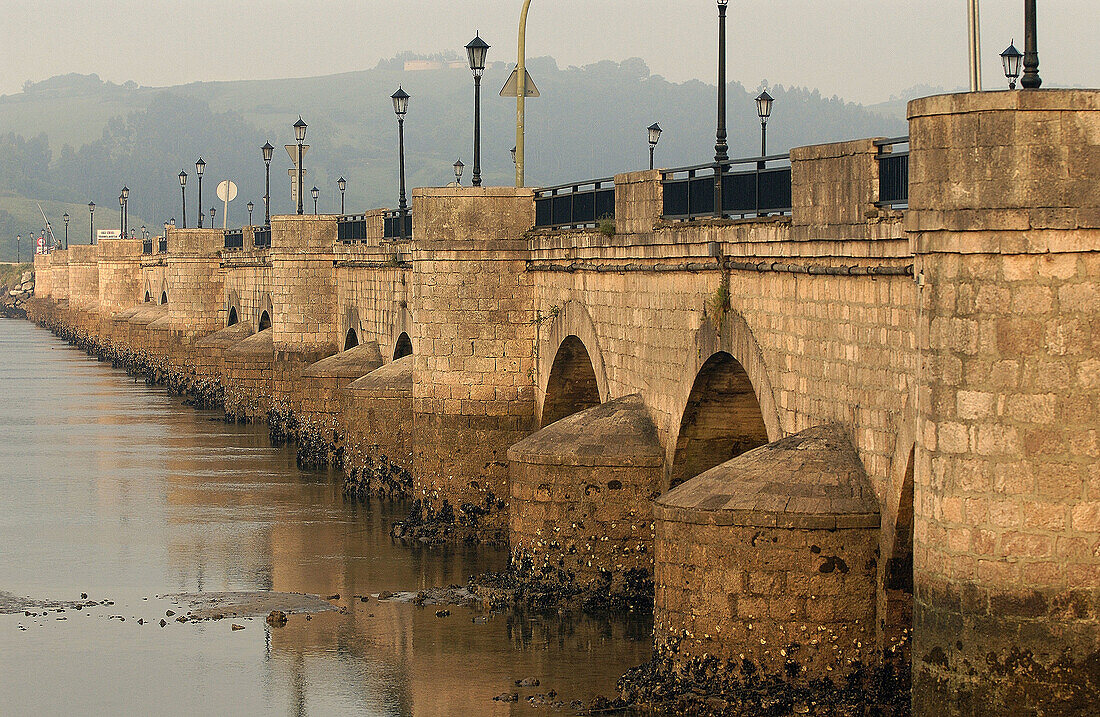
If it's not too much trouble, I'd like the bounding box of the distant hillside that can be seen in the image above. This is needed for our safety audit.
[0,56,907,261]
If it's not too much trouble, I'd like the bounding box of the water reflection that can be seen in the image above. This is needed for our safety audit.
[0,320,651,715]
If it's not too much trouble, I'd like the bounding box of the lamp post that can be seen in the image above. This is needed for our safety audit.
[454,159,464,185]
[510,146,517,166]
[311,186,319,215]
[714,0,729,218]
[121,185,129,238]
[391,87,410,241]
[466,33,490,187]
[119,194,125,239]
[15,234,19,263]
[647,122,662,170]
[63,213,69,249]
[163,221,169,251]
[179,171,188,228]
[141,225,147,240]
[1021,0,1041,88]
[88,202,95,244]
[209,207,216,229]
[247,202,254,225]
[337,177,346,215]
[196,158,206,227]
[755,90,774,216]
[294,117,307,215]
[1001,41,1023,89]
[262,142,274,225]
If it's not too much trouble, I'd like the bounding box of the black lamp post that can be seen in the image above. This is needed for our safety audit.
[15,234,19,263]
[1001,41,1023,89]
[294,117,307,215]
[121,185,129,238]
[311,186,319,215]
[755,90,774,216]
[163,221,169,249]
[179,171,188,228]
[647,122,662,170]
[247,201,254,225]
[1021,0,1041,89]
[465,33,490,187]
[714,0,729,218]
[141,225,147,240]
[261,142,274,225]
[454,159,464,185]
[210,206,216,228]
[63,213,69,249]
[337,177,346,215]
[119,194,125,239]
[88,202,95,244]
[391,87,410,241]
[196,158,206,227]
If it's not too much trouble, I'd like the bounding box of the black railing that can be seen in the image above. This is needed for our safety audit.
[338,214,369,243]
[158,238,167,254]
[253,227,271,249]
[662,154,792,221]
[383,210,412,240]
[534,178,616,229]
[875,137,909,208]
[142,238,153,255]
[224,229,244,250]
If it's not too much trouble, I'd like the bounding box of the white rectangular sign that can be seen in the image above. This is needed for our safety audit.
[97,229,122,242]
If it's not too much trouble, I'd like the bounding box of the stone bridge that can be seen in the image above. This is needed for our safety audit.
[28,91,1100,714]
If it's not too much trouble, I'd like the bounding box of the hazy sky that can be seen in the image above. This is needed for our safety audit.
[2,1,1097,103]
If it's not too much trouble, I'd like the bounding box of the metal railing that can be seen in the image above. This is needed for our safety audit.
[253,227,271,249]
[142,238,153,255]
[224,229,244,250]
[338,214,369,243]
[158,237,167,254]
[383,210,412,240]
[534,177,616,229]
[875,137,909,208]
[661,154,792,221]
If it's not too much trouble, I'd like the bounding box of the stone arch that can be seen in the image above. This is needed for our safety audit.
[666,312,781,491]
[541,335,602,427]
[227,307,239,327]
[536,300,609,423]
[341,306,361,352]
[160,290,169,305]
[258,310,272,332]
[144,290,152,303]
[393,332,412,360]
[880,398,916,648]
[158,279,169,305]
[257,293,274,332]
[344,327,359,350]
[226,289,241,327]
[388,303,414,362]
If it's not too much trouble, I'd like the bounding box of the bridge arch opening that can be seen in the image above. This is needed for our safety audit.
[227,307,238,327]
[344,328,359,350]
[144,290,151,303]
[541,335,601,427]
[885,447,914,642]
[670,351,769,489]
[160,290,168,305]
[393,332,412,360]
[258,310,271,332]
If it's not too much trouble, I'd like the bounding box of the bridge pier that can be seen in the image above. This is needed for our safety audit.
[909,90,1100,715]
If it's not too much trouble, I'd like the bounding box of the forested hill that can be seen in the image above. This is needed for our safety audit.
[0,55,907,260]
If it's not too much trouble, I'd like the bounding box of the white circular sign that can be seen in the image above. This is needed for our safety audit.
[216,180,238,202]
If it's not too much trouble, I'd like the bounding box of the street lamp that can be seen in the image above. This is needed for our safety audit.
[88,201,95,244]
[647,122,662,170]
[119,194,125,239]
[121,185,129,238]
[141,225,147,240]
[454,159,464,185]
[209,206,216,227]
[163,221,169,246]
[1001,41,1023,89]
[465,33,490,187]
[247,201,254,225]
[179,171,188,228]
[294,117,307,215]
[1021,0,1041,89]
[63,213,69,249]
[261,141,274,225]
[391,87,410,241]
[15,234,19,263]
[195,158,206,227]
[714,0,729,218]
[510,146,517,166]
[756,90,773,157]
[337,177,346,215]
[311,186,319,215]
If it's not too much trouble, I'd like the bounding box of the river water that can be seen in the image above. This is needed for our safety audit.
[0,320,652,716]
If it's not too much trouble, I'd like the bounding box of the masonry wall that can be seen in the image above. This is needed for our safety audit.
[97,239,145,315]
[908,90,1100,715]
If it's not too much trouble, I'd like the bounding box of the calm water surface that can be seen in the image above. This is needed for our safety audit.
[0,320,651,716]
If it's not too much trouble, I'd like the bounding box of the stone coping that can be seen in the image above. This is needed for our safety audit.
[344,355,414,395]
[149,313,179,331]
[656,425,879,529]
[224,328,274,357]
[111,306,144,322]
[909,88,1100,120]
[507,394,663,468]
[127,304,168,325]
[195,322,254,349]
[301,342,383,379]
